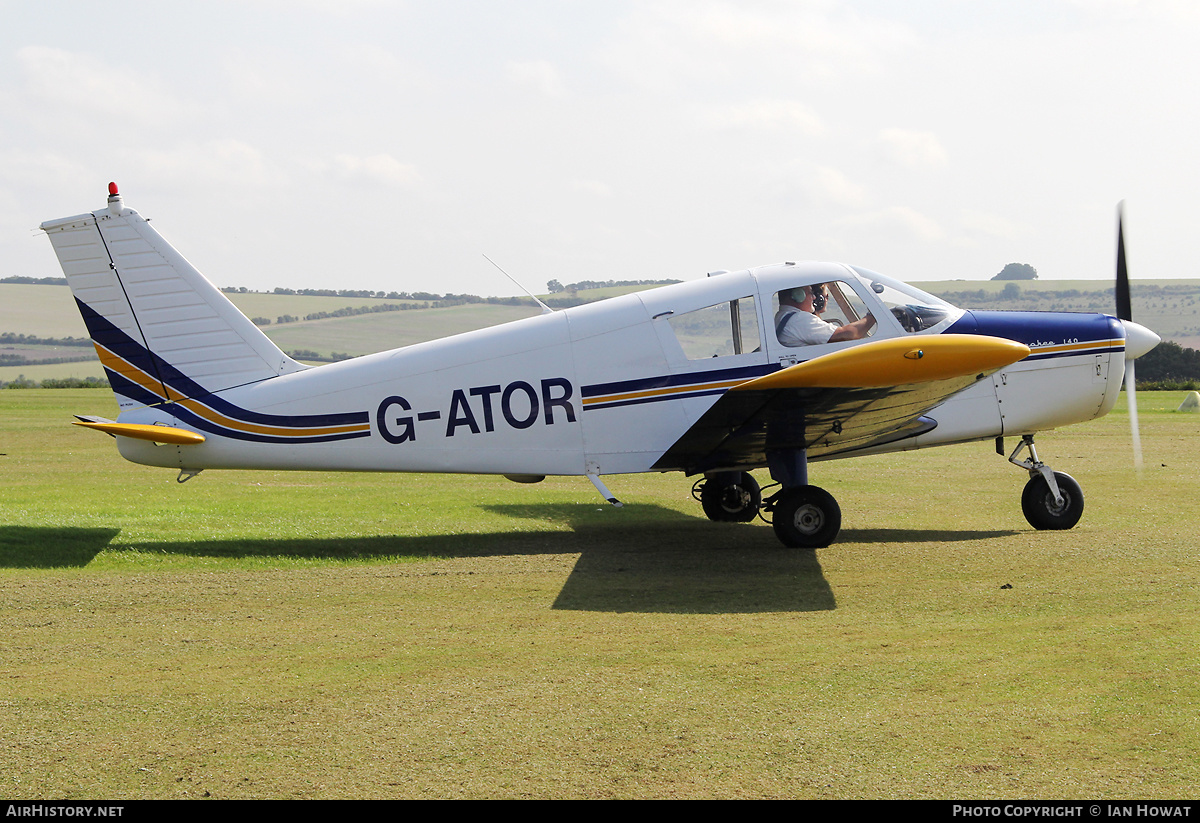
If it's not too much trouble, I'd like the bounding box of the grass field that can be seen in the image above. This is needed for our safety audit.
[1,389,1197,799]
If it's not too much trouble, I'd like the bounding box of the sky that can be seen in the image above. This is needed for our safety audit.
[2,1,1197,297]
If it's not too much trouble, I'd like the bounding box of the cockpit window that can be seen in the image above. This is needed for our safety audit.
[849,267,958,333]
[668,295,760,360]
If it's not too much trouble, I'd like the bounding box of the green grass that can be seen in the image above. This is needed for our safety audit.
[1,390,1198,798]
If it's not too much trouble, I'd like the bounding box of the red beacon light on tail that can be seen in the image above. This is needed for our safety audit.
[106,181,122,215]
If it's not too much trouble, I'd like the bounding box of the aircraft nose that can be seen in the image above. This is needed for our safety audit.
[1122,320,1160,360]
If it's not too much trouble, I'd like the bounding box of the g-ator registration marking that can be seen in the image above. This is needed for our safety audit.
[377,378,577,444]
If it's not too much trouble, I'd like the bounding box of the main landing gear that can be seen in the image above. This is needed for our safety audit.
[694,449,842,549]
[1004,435,1084,530]
[695,470,761,523]
[695,435,1086,546]
[765,484,841,549]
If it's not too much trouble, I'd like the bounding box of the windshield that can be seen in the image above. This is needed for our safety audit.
[849,267,960,333]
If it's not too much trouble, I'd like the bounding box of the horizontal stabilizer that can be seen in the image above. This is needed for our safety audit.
[73,418,206,445]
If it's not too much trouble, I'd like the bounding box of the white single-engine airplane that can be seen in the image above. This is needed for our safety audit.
[42,184,1160,548]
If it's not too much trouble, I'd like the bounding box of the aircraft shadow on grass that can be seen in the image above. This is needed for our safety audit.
[0,508,1017,614]
[0,526,122,569]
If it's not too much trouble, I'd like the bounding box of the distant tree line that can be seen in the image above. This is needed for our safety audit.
[546,278,682,293]
[2,375,109,389]
[286,349,355,363]
[0,353,96,367]
[226,286,544,305]
[936,285,1111,306]
[1134,340,1200,388]
[0,332,92,347]
[1,276,67,286]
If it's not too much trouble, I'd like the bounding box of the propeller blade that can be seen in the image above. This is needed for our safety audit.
[1116,202,1146,470]
[1125,358,1143,471]
[1116,203,1132,321]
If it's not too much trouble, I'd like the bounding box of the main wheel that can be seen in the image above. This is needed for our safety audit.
[700,472,761,523]
[770,485,841,548]
[1021,471,1084,530]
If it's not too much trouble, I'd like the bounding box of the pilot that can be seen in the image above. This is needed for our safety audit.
[775,285,876,346]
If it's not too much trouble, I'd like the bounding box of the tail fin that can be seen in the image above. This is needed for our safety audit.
[40,184,304,410]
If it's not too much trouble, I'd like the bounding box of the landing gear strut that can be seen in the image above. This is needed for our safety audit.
[1005,435,1085,530]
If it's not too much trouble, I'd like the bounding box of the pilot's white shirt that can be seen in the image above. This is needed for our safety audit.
[775,305,836,346]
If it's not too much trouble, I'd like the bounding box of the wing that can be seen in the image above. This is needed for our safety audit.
[652,334,1030,474]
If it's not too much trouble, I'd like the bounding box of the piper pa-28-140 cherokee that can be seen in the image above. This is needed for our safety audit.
[41,184,1160,548]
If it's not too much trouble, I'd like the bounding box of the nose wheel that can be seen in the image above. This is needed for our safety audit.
[1021,471,1084,530]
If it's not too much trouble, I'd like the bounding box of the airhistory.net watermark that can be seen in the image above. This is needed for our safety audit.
[6,807,124,818]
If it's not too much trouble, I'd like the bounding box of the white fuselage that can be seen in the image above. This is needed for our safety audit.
[110,264,1127,477]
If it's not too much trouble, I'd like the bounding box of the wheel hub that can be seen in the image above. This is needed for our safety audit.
[794,504,824,534]
[721,486,750,513]
[1043,489,1071,515]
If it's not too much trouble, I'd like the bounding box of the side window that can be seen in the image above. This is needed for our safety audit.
[668,296,761,360]
[773,282,876,348]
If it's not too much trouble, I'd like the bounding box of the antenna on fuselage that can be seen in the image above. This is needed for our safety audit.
[482,254,553,314]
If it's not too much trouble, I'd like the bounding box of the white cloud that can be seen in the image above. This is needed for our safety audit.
[601,1,917,92]
[836,206,945,244]
[140,140,287,189]
[506,60,568,98]
[810,166,868,208]
[705,99,826,135]
[571,179,613,198]
[958,209,1023,240]
[333,153,420,187]
[14,45,198,131]
[876,128,949,169]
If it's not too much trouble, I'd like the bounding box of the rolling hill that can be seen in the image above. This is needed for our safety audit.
[4,279,1198,384]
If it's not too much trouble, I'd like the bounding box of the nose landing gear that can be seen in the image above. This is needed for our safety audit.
[1005,435,1085,530]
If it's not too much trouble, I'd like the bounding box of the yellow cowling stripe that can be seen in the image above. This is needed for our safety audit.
[737,335,1031,391]
[72,421,207,445]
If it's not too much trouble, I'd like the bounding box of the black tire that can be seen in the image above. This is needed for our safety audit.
[700,472,761,523]
[770,485,841,548]
[1021,471,1084,530]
